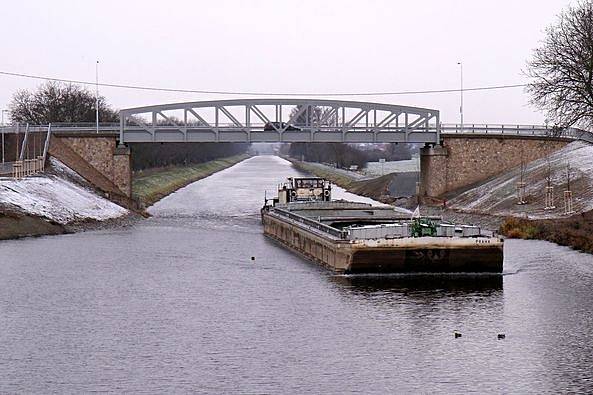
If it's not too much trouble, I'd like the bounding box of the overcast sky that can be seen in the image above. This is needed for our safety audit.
[0,0,574,124]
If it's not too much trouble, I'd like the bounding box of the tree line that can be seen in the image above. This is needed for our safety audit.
[284,105,412,168]
[130,142,249,170]
[286,142,412,169]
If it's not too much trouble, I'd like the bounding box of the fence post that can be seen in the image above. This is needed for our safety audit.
[564,190,574,215]
[516,182,527,205]
[12,161,22,179]
[545,186,555,210]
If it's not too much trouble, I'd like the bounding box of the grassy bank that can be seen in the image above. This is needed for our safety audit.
[289,160,356,187]
[500,211,593,253]
[133,154,250,207]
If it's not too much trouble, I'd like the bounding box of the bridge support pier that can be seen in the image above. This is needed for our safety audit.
[420,144,448,198]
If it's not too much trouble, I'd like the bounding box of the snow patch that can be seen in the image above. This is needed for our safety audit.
[0,172,128,225]
[448,141,593,219]
[48,156,87,184]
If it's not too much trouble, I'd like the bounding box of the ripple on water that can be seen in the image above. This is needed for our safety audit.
[1,156,593,393]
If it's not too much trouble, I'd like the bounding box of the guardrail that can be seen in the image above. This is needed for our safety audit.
[1,123,592,144]
[440,123,593,143]
[272,207,346,239]
[0,158,47,178]
[0,124,52,178]
[442,123,549,134]
[0,124,119,134]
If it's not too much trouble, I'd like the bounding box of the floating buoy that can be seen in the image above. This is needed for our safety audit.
[251,256,255,261]
[454,332,462,338]
[498,334,506,340]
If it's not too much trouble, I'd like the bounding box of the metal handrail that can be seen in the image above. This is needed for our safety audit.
[1,122,592,144]
[440,124,593,142]
[272,207,346,239]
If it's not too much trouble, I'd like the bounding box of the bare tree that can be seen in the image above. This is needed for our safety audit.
[289,105,338,127]
[288,105,351,166]
[9,81,119,124]
[526,1,593,129]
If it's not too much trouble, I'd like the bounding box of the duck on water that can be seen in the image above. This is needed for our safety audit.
[261,177,503,274]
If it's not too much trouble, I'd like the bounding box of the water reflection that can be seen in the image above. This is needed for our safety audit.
[330,273,503,294]
[3,157,593,393]
[327,274,505,330]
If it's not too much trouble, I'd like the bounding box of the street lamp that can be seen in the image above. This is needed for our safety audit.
[1,109,9,163]
[96,60,100,134]
[457,62,464,131]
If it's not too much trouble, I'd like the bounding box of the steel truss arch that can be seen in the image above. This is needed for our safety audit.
[119,98,440,144]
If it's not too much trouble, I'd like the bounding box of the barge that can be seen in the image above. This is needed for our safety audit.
[261,177,503,274]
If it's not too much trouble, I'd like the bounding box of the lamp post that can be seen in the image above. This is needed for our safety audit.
[96,60,99,134]
[457,62,464,131]
[1,109,8,163]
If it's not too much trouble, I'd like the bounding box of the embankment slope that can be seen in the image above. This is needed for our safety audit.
[132,154,250,207]
[0,158,129,240]
[448,141,593,219]
[440,140,593,253]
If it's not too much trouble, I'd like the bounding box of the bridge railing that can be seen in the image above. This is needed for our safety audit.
[2,122,593,143]
[441,123,593,143]
[0,122,436,133]
[442,123,548,134]
[2,123,436,133]
[0,124,120,134]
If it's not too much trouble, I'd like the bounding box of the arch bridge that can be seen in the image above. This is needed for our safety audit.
[119,99,440,144]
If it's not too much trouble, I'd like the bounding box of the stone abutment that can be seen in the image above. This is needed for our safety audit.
[420,135,569,198]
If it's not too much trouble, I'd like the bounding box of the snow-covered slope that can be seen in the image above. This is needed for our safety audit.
[448,141,593,219]
[0,161,128,224]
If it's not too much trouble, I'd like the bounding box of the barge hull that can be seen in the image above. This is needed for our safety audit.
[262,211,503,274]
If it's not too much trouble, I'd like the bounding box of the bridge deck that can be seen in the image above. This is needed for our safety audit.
[2,124,589,144]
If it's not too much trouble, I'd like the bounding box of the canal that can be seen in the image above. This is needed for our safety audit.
[1,156,593,393]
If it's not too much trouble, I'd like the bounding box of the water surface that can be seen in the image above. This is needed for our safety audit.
[1,156,593,393]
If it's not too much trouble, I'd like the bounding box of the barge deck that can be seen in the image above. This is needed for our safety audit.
[261,177,503,274]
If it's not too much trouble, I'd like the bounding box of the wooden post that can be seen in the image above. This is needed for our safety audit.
[13,161,22,179]
[516,182,527,205]
[564,190,574,215]
[544,186,555,210]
